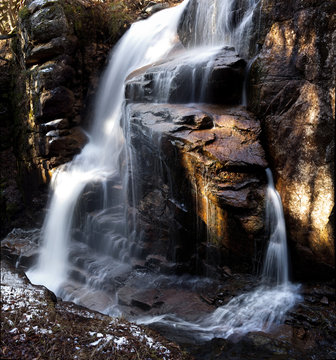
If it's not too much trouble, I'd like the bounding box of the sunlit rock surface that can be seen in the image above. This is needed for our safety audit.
[249,0,335,279]
[126,102,267,273]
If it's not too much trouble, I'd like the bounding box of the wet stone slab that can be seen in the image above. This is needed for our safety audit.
[125,47,246,105]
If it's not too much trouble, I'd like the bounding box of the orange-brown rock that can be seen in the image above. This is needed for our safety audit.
[127,103,267,274]
[249,0,335,279]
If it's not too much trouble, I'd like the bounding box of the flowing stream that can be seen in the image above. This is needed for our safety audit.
[136,168,301,340]
[27,0,300,340]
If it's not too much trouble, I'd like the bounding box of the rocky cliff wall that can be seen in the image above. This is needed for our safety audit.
[0,0,122,235]
[125,102,267,275]
[125,0,335,279]
[249,0,335,279]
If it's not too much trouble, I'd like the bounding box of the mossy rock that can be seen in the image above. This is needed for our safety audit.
[30,5,69,43]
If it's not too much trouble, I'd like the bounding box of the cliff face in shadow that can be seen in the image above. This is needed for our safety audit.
[249,0,335,279]
[0,0,126,235]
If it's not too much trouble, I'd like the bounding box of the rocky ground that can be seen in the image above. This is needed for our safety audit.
[0,259,190,360]
[1,232,336,360]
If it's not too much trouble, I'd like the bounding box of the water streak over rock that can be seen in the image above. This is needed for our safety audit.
[126,103,266,273]
[126,47,246,104]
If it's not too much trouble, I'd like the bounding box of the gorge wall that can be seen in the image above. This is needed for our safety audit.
[0,0,122,235]
[1,0,334,280]
[248,0,335,279]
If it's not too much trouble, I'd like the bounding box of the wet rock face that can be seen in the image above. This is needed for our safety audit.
[249,0,335,279]
[126,47,246,105]
[126,103,267,274]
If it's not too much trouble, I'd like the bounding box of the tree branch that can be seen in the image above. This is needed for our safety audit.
[0,34,16,40]
[0,56,10,62]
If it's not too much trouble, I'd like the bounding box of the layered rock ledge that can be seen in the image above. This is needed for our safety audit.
[126,47,246,105]
[126,102,267,273]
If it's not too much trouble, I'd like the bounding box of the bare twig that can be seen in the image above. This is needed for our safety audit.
[0,34,16,39]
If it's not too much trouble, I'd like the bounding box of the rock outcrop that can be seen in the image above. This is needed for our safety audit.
[125,49,268,273]
[18,0,96,173]
[173,0,335,279]
[126,47,246,104]
[0,0,121,233]
[248,0,335,279]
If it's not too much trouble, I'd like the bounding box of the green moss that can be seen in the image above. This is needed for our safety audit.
[18,6,30,21]
[61,0,131,46]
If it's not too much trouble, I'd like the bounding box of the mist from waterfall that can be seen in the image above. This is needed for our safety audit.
[25,0,301,341]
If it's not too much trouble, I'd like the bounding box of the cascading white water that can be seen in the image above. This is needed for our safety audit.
[128,0,261,105]
[137,169,301,339]
[27,0,191,294]
[26,0,301,340]
[186,0,260,56]
[27,0,261,295]
[262,168,289,285]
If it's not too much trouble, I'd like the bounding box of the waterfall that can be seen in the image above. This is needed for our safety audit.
[26,0,301,340]
[136,169,301,339]
[27,0,191,294]
[182,0,260,56]
[262,168,289,285]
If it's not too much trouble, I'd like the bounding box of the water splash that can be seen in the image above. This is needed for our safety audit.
[136,169,301,339]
